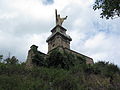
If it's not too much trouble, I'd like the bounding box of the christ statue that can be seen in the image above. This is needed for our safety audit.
[55,9,67,26]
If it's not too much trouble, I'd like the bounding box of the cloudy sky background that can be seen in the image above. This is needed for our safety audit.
[0,0,120,66]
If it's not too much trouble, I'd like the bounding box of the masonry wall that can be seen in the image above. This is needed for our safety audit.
[64,48,93,64]
[48,46,94,64]
[48,35,70,52]
[26,46,47,68]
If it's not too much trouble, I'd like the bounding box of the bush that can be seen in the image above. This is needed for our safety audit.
[46,49,86,69]
[53,74,78,90]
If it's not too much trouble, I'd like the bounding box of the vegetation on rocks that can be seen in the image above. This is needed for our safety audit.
[46,49,86,69]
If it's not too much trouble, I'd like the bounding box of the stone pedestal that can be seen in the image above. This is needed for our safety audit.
[46,25,72,52]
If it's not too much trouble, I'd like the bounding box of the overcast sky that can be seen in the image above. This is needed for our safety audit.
[0,0,120,66]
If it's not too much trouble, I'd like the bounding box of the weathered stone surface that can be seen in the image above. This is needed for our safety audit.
[26,45,47,67]
[46,25,72,52]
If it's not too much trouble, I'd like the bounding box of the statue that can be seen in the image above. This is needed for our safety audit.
[55,9,67,26]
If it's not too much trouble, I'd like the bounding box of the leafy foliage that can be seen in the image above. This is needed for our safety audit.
[29,45,46,67]
[32,52,46,67]
[0,59,120,89]
[46,49,86,69]
[93,0,120,19]
[4,56,19,65]
[93,61,120,77]
[0,52,120,89]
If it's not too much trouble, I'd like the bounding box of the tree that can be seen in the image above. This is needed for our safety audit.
[93,0,120,19]
[4,56,19,65]
[0,55,3,62]
[93,61,120,77]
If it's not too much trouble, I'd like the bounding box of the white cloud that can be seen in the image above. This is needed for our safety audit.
[84,33,106,49]
[27,33,49,53]
[0,0,120,66]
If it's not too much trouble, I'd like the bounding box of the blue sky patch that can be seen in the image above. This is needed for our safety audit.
[42,0,54,5]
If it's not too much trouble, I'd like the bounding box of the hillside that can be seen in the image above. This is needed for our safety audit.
[0,55,120,90]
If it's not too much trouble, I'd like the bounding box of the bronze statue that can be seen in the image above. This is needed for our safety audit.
[55,9,67,26]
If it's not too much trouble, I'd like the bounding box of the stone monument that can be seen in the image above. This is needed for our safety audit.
[26,9,94,67]
[46,9,72,52]
[55,9,68,26]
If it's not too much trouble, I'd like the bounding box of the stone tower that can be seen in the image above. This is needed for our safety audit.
[46,10,72,52]
[46,25,72,52]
